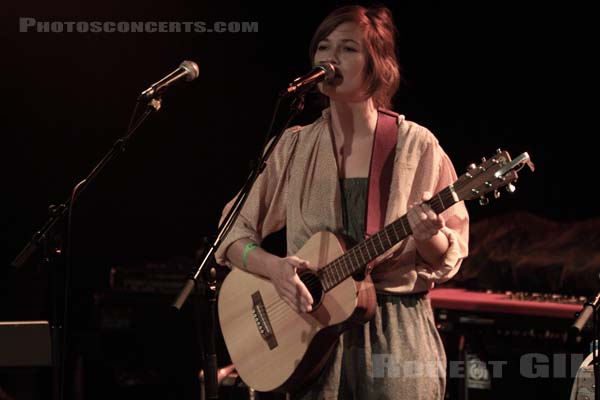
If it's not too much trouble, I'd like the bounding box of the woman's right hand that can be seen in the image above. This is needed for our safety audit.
[267,256,314,313]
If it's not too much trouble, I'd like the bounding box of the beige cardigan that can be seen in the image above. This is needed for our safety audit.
[215,108,469,294]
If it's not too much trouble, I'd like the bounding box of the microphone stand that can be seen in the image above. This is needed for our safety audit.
[193,239,219,400]
[171,92,307,399]
[11,96,163,400]
[570,292,600,400]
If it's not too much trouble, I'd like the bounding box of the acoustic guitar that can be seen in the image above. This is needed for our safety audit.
[218,150,534,392]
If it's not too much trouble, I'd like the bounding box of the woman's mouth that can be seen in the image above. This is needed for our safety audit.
[330,72,343,85]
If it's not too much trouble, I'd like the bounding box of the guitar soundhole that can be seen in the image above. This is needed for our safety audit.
[298,270,324,309]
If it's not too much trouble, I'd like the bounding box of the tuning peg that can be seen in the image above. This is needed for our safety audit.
[481,157,487,163]
[479,196,490,206]
[494,190,501,199]
[506,183,516,193]
[495,149,502,154]
[467,163,477,171]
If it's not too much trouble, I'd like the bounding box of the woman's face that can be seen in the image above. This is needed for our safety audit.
[313,22,368,103]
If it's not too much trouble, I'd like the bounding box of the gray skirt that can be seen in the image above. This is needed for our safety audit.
[293,292,446,400]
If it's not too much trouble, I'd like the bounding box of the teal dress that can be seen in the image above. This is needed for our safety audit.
[338,178,368,246]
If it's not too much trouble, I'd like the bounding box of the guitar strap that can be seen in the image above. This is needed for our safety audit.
[365,108,399,238]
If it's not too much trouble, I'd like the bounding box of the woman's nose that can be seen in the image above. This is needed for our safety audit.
[326,51,340,64]
[318,50,339,65]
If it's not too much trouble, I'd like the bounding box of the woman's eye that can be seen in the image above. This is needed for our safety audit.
[317,45,328,51]
[344,47,357,52]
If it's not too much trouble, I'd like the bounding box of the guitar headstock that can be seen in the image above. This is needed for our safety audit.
[453,149,534,205]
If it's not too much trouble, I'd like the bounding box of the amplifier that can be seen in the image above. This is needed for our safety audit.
[0,320,52,367]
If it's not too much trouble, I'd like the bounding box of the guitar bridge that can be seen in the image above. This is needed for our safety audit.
[251,291,278,350]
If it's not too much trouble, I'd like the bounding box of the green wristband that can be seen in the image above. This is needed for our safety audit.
[242,243,258,269]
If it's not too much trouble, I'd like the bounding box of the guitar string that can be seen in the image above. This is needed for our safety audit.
[259,271,327,313]
[265,272,322,319]
[261,193,451,322]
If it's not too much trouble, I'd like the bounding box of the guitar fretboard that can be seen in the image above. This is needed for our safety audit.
[318,186,457,291]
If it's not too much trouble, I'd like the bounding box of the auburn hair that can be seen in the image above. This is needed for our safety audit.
[309,5,401,109]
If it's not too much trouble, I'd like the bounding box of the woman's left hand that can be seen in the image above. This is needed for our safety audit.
[407,191,445,242]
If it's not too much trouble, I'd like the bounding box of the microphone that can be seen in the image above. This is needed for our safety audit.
[279,62,335,97]
[139,60,199,101]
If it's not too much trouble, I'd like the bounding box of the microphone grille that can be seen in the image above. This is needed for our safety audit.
[316,62,336,81]
[180,60,200,81]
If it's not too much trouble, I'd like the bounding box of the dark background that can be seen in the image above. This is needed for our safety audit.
[0,1,596,399]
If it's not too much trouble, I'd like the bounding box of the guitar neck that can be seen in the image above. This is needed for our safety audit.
[319,186,458,291]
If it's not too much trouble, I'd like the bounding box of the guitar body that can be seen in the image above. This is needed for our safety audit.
[217,231,377,392]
